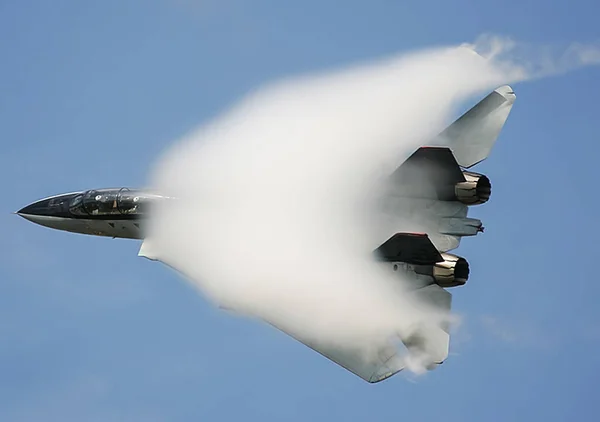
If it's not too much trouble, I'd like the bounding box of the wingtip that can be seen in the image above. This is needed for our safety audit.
[494,85,516,103]
[458,43,484,59]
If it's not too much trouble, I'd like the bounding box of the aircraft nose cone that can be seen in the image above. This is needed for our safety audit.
[17,193,80,218]
[16,212,45,225]
[17,198,52,216]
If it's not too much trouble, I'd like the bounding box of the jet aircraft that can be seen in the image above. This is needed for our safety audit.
[17,85,516,383]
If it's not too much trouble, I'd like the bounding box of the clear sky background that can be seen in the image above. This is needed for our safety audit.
[1,1,599,421]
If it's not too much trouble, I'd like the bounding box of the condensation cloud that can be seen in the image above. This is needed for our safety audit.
[145,36,600,373]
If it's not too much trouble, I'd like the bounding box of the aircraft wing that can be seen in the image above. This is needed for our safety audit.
[138,234,452,384]
[439,85,516,169]
[136,86,514,383]
[264,320,410,383]
[266,272,452,383]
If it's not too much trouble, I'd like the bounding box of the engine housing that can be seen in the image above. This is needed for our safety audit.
[433,253,470,287]
[455,171,491,205]
[403,253,470,288]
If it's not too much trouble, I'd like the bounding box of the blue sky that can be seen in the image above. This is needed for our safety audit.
[1,1,599,420]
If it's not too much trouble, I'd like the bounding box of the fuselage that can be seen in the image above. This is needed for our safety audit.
[16,188,163,239]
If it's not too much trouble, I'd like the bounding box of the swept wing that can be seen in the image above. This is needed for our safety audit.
[139,86,516,382]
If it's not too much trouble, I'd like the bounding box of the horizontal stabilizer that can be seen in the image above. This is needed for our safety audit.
[374,232,444,265]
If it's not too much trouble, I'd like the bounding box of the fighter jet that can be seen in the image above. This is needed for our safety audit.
[17,85,516,383]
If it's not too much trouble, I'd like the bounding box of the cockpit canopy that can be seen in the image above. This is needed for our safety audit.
[69,188,165,217]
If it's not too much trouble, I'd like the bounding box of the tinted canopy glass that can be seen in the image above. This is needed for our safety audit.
[69,188,166,217]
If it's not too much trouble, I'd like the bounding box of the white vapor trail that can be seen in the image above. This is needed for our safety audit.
[145,36,600,374]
